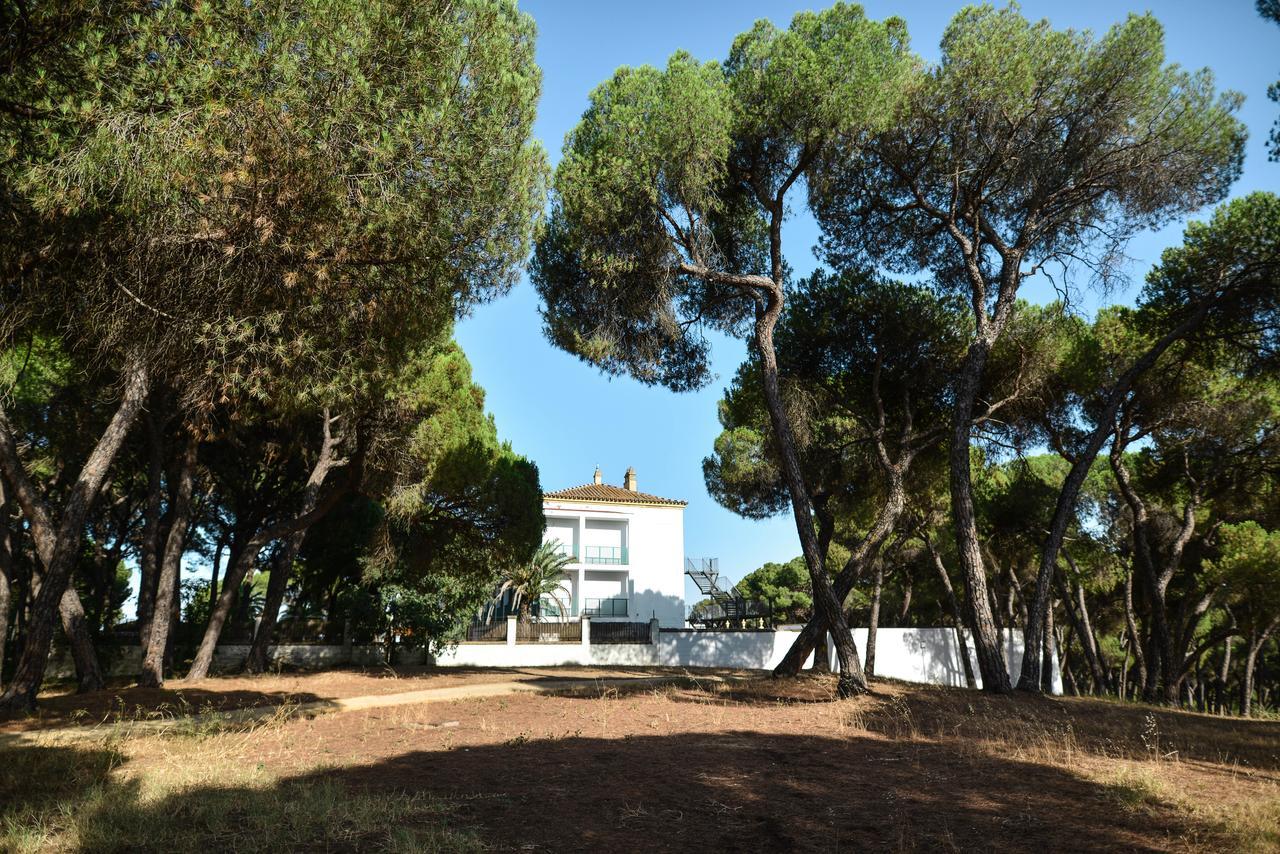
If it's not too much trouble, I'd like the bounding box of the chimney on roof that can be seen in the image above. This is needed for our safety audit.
[593,466,603,485]
[624,466,637,492]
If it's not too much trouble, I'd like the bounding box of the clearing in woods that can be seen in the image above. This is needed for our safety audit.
[2,666,1278,852]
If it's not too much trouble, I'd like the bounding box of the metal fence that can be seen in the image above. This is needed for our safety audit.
[515,621,582,643]
[589,621,651,644]
[273,618,345,644]
[465,621,508,643]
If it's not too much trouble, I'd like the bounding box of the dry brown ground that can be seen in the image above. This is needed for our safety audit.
[4,668,1279,852]
[1,665,727,732]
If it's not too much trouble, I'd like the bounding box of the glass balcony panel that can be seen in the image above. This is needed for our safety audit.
[583,545,627,565]
[583,597,628,617]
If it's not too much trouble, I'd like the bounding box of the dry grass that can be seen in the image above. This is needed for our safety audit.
[0,712,478,853]
[4,669,1279,852]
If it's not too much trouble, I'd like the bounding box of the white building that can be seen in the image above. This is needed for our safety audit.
[540,466,686,627]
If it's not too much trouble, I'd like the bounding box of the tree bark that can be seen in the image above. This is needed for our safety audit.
[1057,571,1104,695]
[949,335,1012,693]
[1109,438,1183,704]
[208,535,225,614]
[1017,291,1224,692]
[138,434,198,688]
[771,453,905,679]
[923,532,976,689]
[1040,597,1057,694]
[1241,617,1279,718]
[244,530,303,674]
[1215,635,1234,715]
[0,493,11,692]
[137,408,167,652]
[752,286,865,697]
[0,355,149,713]
[185,411,346,682]
[865,561,884,677]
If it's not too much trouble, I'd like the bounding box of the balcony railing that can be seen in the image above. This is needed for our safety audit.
[583,597,628,617]
[584,545,627,565]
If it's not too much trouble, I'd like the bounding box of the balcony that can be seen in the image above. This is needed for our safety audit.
[583,597,629,617]
[583,545,628,565]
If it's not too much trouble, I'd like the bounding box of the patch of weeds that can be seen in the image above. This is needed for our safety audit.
[1104,765,1168,812]
[1201,795,1280,853]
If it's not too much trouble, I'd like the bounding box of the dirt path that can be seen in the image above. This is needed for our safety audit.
[0,673,712,746]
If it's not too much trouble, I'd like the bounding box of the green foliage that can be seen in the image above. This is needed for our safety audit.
[737,558,813,623]
[363,341,543,589]
[817,4,1246,291]
[4,0,547,416]
[1137,192,1280,371]
[534,3,914,390]
[1208,522,1280,619]
[493,541,574,623]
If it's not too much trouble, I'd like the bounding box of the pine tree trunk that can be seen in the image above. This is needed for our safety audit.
[772,455,906,679]
[185,412,345,682]
[138,435,198,688]
[0,550,10,693]
[208,536,225,613]
[865,562,884,677]
[949,339,1010,694]
[924,534,976,689]
[1242,618,1279,718]
[137,410,167,653]
[752,283,865,697]
[1040,599,1056,694]
[0,485,13,691]
[1215,637,1234,715]
[0,356,149,713]
[244,531,303,674]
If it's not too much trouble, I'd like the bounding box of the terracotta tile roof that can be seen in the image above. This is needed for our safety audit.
[543,483,687,507]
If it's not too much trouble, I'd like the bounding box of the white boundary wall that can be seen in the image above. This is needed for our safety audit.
[435,626,1062,694]
[54,628,1060,694]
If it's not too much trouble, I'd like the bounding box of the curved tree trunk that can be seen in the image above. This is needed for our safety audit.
[244,531,303,674]
[1017,295,1221,692]
[0,356,149,713]
[753,288,865,697]
[772,456,906,679]
[1122,570,1147,700]
[1242,618,1279,718]
[139,435,198,688]
[186,411,346,682]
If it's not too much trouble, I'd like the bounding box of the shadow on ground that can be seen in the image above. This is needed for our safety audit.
[0,724,1231,852]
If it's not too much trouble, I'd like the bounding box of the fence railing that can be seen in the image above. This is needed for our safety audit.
[589,621,651,644]
[465,621,508,643]
[582,597,628,617]
[515,621,582,644]
[584,545,628,565]
[273,618,345,644]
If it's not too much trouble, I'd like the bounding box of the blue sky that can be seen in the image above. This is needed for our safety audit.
[456,0,1280,602]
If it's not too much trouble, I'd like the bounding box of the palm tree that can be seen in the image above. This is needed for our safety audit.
[495,541,573,623]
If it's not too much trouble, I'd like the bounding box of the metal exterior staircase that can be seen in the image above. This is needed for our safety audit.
[685,558,772,629]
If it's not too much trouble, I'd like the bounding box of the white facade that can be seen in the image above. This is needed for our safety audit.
[540,468,686,627]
